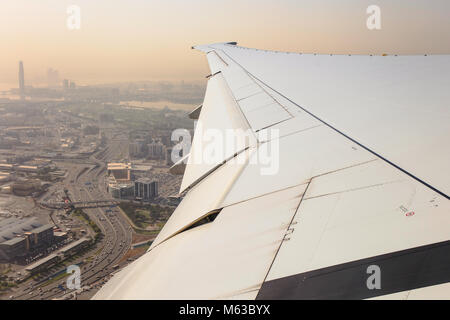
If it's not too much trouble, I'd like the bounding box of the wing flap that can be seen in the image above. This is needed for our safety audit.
[151,149,252,249]
[94,184,308,299]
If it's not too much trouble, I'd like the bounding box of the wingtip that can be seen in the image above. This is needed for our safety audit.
[192,42,238,51]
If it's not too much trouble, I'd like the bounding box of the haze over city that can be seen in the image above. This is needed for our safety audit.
[0,0,449,303]
[1,0,450,88]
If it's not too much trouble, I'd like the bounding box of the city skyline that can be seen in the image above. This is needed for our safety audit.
[1,0,450,87]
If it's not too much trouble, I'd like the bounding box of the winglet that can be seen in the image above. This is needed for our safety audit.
[192,42,238,52]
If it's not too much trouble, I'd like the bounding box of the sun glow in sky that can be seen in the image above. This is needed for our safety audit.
[1,0,449,86]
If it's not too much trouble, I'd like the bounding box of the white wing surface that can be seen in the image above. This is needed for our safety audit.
[94,42,450,300]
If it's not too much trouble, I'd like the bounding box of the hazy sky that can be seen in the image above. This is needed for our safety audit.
[1,0,449,86]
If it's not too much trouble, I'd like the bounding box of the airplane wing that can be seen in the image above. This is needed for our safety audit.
[94,42,450,300]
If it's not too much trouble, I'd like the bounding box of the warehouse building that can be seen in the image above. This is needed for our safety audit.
[0,237,27,261]
[0,217,55,262]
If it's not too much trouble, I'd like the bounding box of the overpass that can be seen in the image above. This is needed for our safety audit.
[40,199,118,209]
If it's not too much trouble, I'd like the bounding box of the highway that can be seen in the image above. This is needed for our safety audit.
[11,135,134,300]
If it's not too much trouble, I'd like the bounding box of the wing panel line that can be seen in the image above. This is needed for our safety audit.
[217,48,449,200]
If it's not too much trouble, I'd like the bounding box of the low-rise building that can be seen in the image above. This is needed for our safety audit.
[59,238,91,257]
[107,162,131,181]
[109,182,135,199]
[25,253,60,274]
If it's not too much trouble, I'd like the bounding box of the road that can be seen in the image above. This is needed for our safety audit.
[10,135,134,300]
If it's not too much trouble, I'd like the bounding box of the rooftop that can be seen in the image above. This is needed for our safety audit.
[0,217,42,243]
[25,253,59,272]
[31,224,54,234]
[59,238,90,253]
[136,178,157,184]
[107,163,131,170]
[1,236,26,246]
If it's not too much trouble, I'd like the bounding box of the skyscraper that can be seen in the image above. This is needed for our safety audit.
[18,61,25,98]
